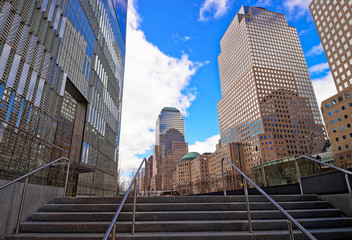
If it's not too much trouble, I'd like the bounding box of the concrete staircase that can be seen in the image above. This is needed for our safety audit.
[6,195,352,240]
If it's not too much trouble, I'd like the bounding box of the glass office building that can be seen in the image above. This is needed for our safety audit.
[152,107,188,191]
[0,0,127,196]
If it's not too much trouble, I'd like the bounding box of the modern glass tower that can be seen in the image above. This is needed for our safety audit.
[217,6,327,174]
[0,0,127,196]
[152,107,188,191]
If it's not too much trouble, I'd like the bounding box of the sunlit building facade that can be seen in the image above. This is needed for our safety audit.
[310,0,352,168]
[217,6,327,174]
[152,107,188,191]
[0,0,127,196]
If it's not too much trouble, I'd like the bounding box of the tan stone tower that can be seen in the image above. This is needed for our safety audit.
[310,0,352,168]
[217,6,327,174]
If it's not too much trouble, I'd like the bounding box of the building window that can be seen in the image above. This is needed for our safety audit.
[338,96,343,102]
[346,92,351,98]
[338,146,342,151]
[347,154,351,159]
[346,145,350,149]
[326,103,330,108]
[343,135,347,139]
[336,137,340,142]
[333,129,337,133]
[342,106,346,110]
[338,117,341,122]
[332,99,336,105]
[328,112,332,116]
[340,155,344,160]
[331,120,335,124]
[348,124,351,128]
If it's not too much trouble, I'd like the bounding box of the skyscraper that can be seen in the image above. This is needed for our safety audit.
[152,107,188,191]
[0,0,127,196]
[310,0,352,168]
[217,6,327,174]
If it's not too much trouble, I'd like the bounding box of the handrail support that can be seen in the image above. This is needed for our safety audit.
[15,177,28,235]
[243,178,253,233]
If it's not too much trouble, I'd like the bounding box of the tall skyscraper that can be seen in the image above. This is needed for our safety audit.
[217,6,327,174]
[0,0,127,196]
[310,0,352,168]
[152,107,188,191]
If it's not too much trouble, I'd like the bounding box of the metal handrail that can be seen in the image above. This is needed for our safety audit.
[221,157,316,240]
[295,155,352,196]
[103,158,147,240]
[0,157,71,235]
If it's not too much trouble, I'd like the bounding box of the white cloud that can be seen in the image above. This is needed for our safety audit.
[256,0,273,7]
[284,0,310,17]
[119,0,199,174]
[172,34,192,42]
[311,72,337,109]
[199,0,232,22]
[309,62,330,75]
[306,43,324,57]
[189,135,220,154]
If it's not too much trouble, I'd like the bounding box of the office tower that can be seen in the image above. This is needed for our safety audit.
[310,1,352,168]
[0,0,127,196]
[151,107,188,191]
[174,152,200,195]
[217,6,327,175]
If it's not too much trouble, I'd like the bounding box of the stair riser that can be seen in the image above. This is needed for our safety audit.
[42,202,329,212]
[6,231,352,240]
[52,195,318,204]
[19,219,352,233]
[32,210,342,222]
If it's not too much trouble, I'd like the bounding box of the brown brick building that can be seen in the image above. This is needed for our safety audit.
[217,6,327,175]
[310,0,352,168]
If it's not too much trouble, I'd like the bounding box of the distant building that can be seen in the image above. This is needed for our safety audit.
[217,6,327,175]
[145,156,153,191]
[191,153,211,194]
[151,107,188,191]
[208,142,245,192]
[310,1,352,168]
[173,152,200,195]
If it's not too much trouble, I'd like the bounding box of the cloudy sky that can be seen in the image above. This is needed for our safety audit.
[119,0,337,177]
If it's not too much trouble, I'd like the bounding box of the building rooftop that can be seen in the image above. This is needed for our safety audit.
[180,152,200,162]
[162,107,180,112]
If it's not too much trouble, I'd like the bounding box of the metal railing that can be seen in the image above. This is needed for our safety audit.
[295,155,352,196]
[103,158,147,240]
[0,157,70,235]
[221,157,316,240]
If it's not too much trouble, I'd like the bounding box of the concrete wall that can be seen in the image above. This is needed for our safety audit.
[318,194,352,217]
[0,180,64,239]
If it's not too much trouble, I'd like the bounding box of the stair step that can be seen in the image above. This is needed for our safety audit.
[19,218,352,233]
[7,228,352,240]
[52,195,318,204]
[32,208,342,221]
[42,201,329,212]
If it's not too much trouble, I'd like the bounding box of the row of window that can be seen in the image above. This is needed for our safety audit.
[325,92,351,108]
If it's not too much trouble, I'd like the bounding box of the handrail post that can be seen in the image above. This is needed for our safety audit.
[64,161,70,197]
[294,158,303,195]
[111,224,116,240]
[243,178,253,233]
[221,158,226,196]
[132,178,137,235]
[16,177,28,235]
[345,173,352,197]
[288,220,294,240]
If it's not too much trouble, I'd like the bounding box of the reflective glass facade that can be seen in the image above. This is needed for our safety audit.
[0,0,127,196]
[152,107,188,191]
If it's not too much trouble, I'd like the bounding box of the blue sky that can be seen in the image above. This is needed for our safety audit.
[119,0,337,176]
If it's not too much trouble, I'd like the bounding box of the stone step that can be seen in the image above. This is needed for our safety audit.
[42,201,330,212]
[19,218,352,233]
[7,228,352,240]
[52,195,318,204]
[32,208,342,222]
